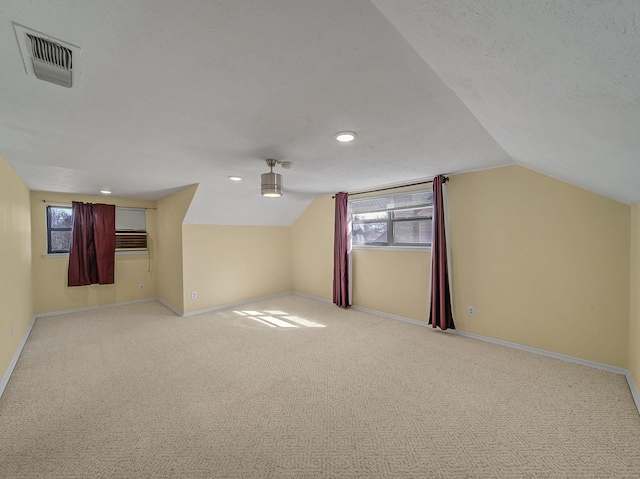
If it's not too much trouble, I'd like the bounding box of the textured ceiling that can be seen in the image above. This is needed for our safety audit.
[372,0,640,204]
[1,1,637,226]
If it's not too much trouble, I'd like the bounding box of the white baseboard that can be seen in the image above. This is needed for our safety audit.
[35,297,160,318]
[449,329,628,375]
[0,315,36,400]
[157,298,183,316]
[32,292,306,319]
[351,304,433,328]
[181,291,293,317]
[291,291,333,304]
[626,372,640,415]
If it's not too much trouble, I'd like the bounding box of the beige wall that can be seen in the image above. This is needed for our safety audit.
[629,204,640,386]
[182,224,291,313]
[30,191,157,315]
[290,195,432,320]
[352,249,430,321]
[291,196,334,301]
[156,185,197,313]
[448,165,630,368]
[0,155,33,378]
[291,165,631,369]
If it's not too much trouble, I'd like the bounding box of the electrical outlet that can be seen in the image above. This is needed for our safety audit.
[191,291,197,299]
[467,306,475,317]
[139,284,144,291]
[9,327,12,339]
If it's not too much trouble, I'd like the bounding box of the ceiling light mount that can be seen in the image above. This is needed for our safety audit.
[265,159,279,169]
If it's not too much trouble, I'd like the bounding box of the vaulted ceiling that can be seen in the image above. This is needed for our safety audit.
[1,1,638,225]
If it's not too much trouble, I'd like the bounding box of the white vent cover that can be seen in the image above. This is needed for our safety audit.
[13,23,81,88]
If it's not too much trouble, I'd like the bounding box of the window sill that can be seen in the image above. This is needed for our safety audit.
[352,245,432,252]
[43,251,149,259]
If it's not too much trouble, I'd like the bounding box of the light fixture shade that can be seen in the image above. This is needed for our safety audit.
[261,171,283,197]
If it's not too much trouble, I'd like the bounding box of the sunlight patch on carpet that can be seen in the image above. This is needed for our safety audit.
[233,309,326,328]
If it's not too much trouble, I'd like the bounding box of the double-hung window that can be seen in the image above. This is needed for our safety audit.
[46,206,73,254]
[350,189,433,249]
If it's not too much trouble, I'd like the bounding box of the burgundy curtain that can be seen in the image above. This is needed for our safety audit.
[429,176,455,330]
[68,202,116,287]
[333,192,350,308]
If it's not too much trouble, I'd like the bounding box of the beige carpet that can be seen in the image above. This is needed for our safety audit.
[1,295,639,478]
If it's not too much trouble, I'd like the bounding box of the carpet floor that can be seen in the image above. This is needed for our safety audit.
[1,295,639,478]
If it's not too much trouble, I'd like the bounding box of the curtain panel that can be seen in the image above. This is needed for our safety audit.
[333,192,351,308]
[429,176,455,330]
[68,202,116,287]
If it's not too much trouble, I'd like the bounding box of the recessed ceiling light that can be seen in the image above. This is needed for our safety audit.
[100,189,112,194]
[335,131,357,142]
[229,176,242,181]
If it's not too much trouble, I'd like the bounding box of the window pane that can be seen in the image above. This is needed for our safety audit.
[50,230,72,252]
[390,191,433,209]
[353,211,388,221]
[49,207,73,228]
[349,188,432,249]
[350,197,390,214]
[350,190,433,215]
[393,220,432,244]
[352,223,387,244]
[392,206,433,219]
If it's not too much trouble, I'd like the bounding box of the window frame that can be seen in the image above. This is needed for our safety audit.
[46,205,73,254]
[350,189,433,251]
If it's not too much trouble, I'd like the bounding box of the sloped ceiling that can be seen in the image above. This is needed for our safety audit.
[372,0,640,204]
[0,1,637,226]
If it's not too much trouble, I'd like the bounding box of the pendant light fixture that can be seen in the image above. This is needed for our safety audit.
[261,159,283,197]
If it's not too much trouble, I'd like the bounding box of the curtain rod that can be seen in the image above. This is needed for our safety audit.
[41,200,157,210]
[332,176,448,199]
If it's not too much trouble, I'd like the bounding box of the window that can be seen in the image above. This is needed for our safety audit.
[350,190,433,248]
[46,205,148,254]
[46,206,73,253]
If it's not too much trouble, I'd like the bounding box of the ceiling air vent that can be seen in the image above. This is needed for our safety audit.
[27,34,72,87]
[13,23,81,88]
